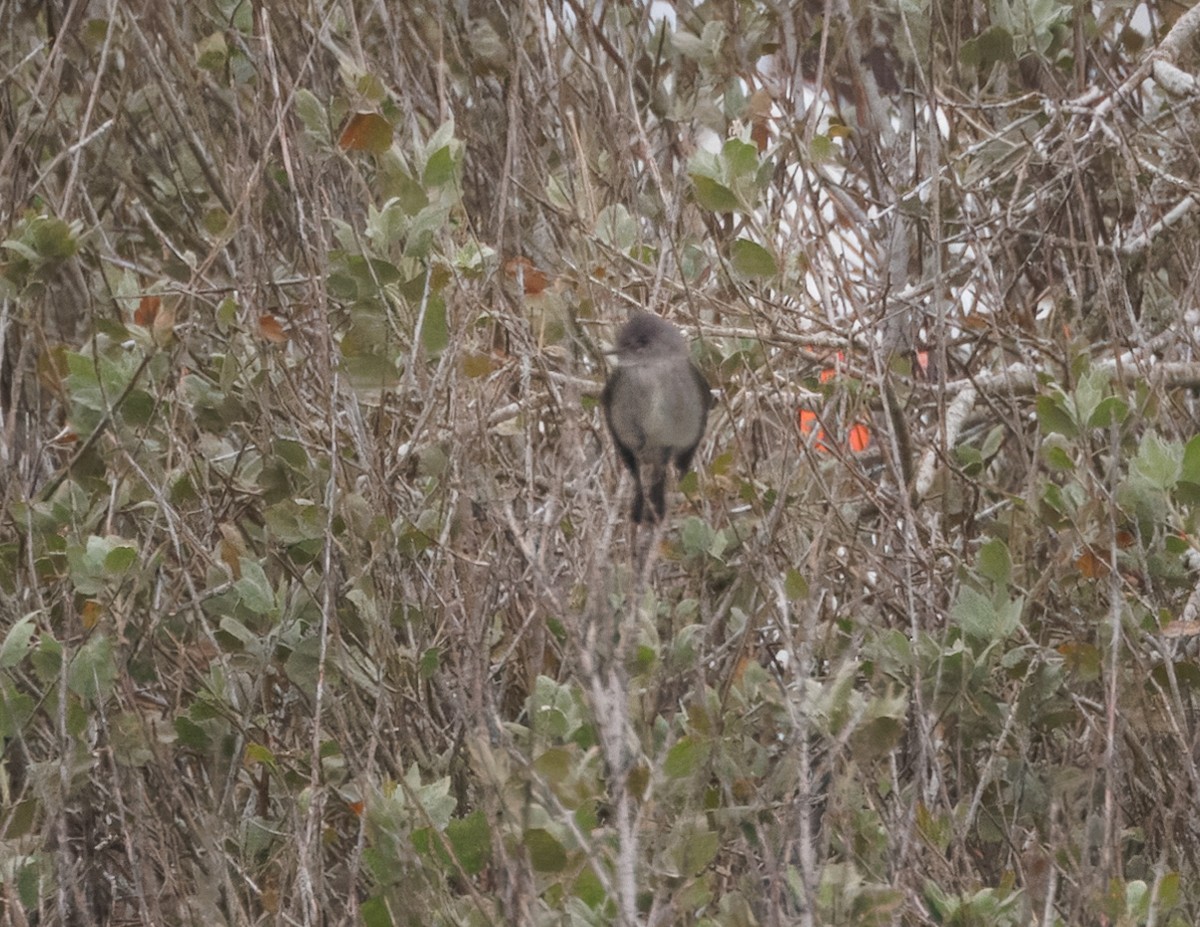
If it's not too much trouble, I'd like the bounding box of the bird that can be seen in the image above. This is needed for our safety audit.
[601,312,712,523]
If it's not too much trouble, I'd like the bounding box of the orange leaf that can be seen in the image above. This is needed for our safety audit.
[338,112,393,153]
[815,350,846,384]
[1075,549,1109,579]
[134,295,161,327]
[258,314,288,344]
[797,409,831,453]
[81,599,102,630]
[847,423,872,452]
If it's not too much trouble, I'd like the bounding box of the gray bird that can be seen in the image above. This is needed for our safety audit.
[601,312,712,523]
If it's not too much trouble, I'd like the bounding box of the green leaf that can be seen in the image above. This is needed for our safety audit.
[104,543,137,574]
[1071,368,1106,425]
[14,857,39,909]
[342,352,401,392]
[66,535,137,596]
[195,32,228,71]
[722,137,759,178]
[1180,435,1200,485]
[524,828,567,872]
[420,297,449,355]
[980,425,1004,459]
[0,614,38,668]
[533,746,573,784]
[411,770,456,828]
[0,691,36,739]
[810,133,834,161]
[446,811,491,875]
[573,867,606,908]
[418,647,441,678]
[234,561,275,617]
[3,798,38,840]
[1087,395,1128,428]
[664,735,709,778]
[690,175,739,212]
[285,635,323,697]
[1124,880,1149,920]
[1157,871,1180,908]
[265,499,325,544]
[952,586,1022,642]
[68,634,118,702]
[955,443,982,474]
[974,26,1015,65]
[20,216,79,263]
[1131,433,1181,492]
[784,568,808,600]
[361,896,392,927]
[1036,394,1077,438]
[730,238,778,278]
[1041,439,1074,471]
[977,538,1011,587]
[244,742,276,769]
[672,25,718,64]
[423,144,459,188]
[404,201,450,258]
[679,517,714,558]
[594,204,637,251]
[174,716,212,751]
[294,89,328,137]
[676,828,719,876]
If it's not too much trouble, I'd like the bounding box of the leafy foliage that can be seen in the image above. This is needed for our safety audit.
[2,1,1200,925]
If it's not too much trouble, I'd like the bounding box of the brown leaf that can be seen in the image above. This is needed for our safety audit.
[81,599,102,630]
[38,344,70,395]
[1161,620,1200,638]
[338,112,393,153]
[1075,549,1109,579]
[462,352,499,378]
[749,88,773,152]
[134,295,161,327]
[504,256,549,295]
[258,314,288,344]
[218,522,246,579]
[151,300,176,347]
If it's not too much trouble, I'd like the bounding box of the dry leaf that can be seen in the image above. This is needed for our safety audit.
[152,300,177,347]
[81,599,102,630]
[1075,549,1109,579]
[1161,620,1200,638]
[218,522,247,579]
[258,314,288,344]
[749,88,773,152]
[134,294,161,327]
[504,256,549,295]
[338,112,393,153]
